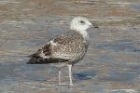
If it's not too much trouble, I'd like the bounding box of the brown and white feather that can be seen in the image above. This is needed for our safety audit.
[27,16,91,65]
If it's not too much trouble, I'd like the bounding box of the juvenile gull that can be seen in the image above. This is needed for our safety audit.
[27,16,98,86]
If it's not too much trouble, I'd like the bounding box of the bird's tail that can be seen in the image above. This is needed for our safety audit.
[27,53,44,64]
[27,53,68,64]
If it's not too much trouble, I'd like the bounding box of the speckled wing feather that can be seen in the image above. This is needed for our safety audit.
[27,33,87,64]
[51,34,88,63]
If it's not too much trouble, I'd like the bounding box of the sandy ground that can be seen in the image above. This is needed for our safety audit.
[0,0,140,93]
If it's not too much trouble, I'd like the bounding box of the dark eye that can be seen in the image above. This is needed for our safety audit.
[80,20,85,24]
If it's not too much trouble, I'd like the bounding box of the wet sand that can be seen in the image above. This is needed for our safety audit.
[0,0,140,93]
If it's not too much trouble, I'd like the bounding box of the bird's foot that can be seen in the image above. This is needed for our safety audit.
[69,82,73,87]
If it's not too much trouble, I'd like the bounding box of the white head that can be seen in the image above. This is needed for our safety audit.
[70,16,93,39]
[70,16,92,31]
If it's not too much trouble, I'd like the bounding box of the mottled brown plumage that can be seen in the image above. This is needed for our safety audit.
[27,16,98,86]
[27,31,88,65]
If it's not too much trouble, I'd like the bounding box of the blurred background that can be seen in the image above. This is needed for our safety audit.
[0,0,140,93]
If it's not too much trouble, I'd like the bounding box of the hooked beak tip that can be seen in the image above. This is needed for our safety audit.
[94,26,99,28]
[91,23,99,29]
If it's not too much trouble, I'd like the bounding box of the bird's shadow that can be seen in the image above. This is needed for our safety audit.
[73,70,96,81]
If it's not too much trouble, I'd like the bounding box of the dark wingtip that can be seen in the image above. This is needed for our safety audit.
[27,54,43,64]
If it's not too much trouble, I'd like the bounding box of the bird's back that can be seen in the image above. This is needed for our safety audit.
[27,30,89,65]
[52,30,89,64]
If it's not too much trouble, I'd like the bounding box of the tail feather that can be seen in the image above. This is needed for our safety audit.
[27,53,44,64]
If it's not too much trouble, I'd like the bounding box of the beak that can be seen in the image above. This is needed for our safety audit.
[92,23,99,29]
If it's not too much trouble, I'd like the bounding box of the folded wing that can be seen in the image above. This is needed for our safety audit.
[27,34,83,64]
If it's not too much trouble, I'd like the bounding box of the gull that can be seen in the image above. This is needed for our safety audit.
[27,16,98,86]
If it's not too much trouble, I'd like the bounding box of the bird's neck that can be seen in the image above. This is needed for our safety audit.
[76,30,89,40]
